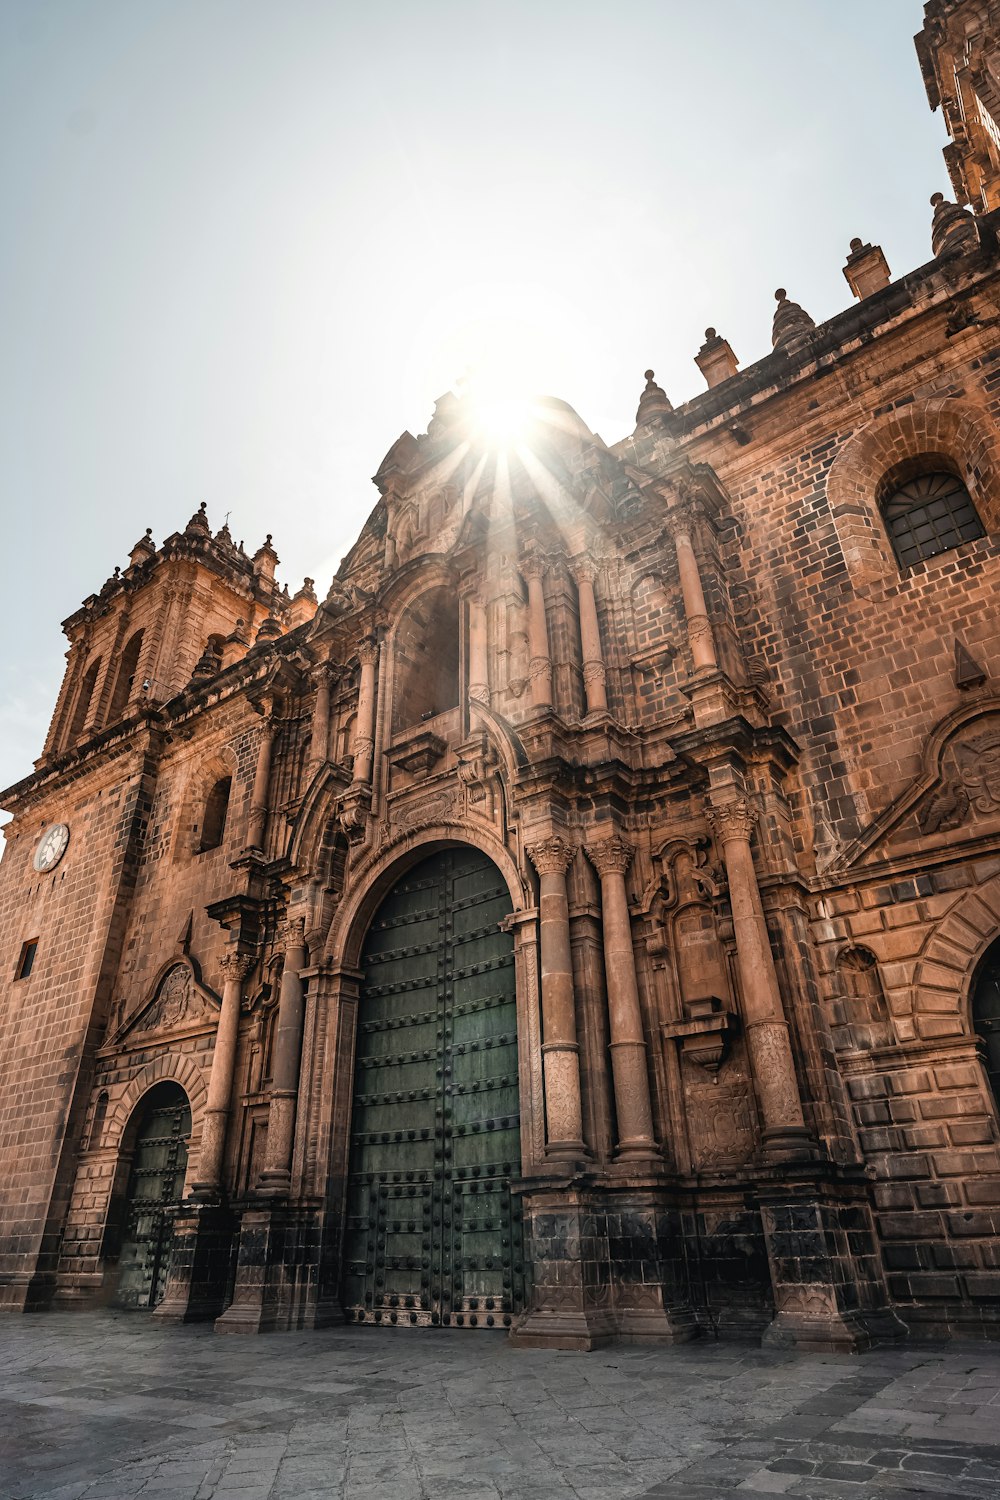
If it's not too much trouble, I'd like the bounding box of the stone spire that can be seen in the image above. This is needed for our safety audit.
[634,370,673,429]
[771,289,815,350]
[930,192,980,258]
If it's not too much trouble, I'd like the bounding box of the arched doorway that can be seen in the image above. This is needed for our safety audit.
[342,846,526,1329]
[115,1083,191,1309]
[972,937,1000,1106]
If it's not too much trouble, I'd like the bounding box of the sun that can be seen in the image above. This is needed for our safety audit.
[472,393,534,448]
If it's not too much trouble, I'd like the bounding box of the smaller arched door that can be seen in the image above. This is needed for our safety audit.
[973,939,1000,1107]
[115,1084,191,1309]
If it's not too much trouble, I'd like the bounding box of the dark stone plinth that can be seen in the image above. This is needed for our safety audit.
[214,1203,337,1335]
[758,1175,907,1352]
[153,1202,235,1324]
[510,1180,697,1348]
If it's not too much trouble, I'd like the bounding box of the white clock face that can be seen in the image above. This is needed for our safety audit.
[33,823,70,873]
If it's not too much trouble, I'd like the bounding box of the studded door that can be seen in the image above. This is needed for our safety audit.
[342,846,526,1329]
[115,1085,191,1310]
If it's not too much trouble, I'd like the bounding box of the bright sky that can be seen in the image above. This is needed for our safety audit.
[1,1,947,797]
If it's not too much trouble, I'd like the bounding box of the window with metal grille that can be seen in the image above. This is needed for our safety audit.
[881,471,985,569]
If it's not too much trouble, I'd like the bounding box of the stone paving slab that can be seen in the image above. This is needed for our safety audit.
[1,1313,1000,1499]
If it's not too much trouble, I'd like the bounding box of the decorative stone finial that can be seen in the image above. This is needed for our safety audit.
[185,501,211,536]
[771,289,815,349]
[254,617,283,645]
[634,369,673,429]
[930,191,979,258]
[190,644,221,683]
[214,521,234,546]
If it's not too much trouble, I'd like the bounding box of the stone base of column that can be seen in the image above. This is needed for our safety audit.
[153,1202,235,1324]
[511,1182,698,1349]
[214,1204,335,1335]
[758,1177,907,1354]
[613,1198,699,1344]
[510,1186,617,1350]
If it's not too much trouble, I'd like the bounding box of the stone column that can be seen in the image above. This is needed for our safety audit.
[467,590,490,708]
[193,952,255,1197]
[667,505,718,673]
[570,557,608,716]
[350,636,379,786]
[526,836,586,1160]
[245,712,276,852]
[257,917,308,1196]
[707,799,814,1160]
[584,835,657,1161]
[307,664,335,778]
[521,554,553,709]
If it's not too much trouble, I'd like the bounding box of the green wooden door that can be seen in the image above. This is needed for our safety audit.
[342,847,526,1329]
[116,1085,191,1309]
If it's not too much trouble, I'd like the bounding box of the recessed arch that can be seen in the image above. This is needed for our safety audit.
[825,398,1000,586]
[326,825,530,971]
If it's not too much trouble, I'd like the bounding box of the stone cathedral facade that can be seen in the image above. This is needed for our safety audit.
[4,1,1000,1350]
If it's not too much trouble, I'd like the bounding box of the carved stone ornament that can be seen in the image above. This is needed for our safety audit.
[526,835,577,877]
[584,834,634,878]
[278,914,307,954]
[338,784,373,842]
[519,549,549,580]
[918,722,1000,834]
[356,636,380,667]
[706,797,758,845]
[219,951,256,986]
[136,964,194,1032]
[389,788,458,831]
[456,735,501,806]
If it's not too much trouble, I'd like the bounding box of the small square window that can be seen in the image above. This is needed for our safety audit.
[15,939,38,980]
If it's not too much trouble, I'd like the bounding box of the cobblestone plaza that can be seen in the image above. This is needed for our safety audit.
[3,1312,1000,1500]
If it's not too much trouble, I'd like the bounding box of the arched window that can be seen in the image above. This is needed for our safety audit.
[880,465,985,569]
[972,938,1000,1106]
[198,777,231,853]
[68,657,102,743]
[391,585,460,734]
[107,630,144,725]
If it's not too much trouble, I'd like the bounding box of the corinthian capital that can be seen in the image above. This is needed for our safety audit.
[584,834,634,878]
[568,553,599,587]
[520,549,549,581]
[219,951,256,985]
[526,835,578,878]
[357,635,379,668]
[664,502,703,542]
[706,797,758,845]
[278,914,307,954]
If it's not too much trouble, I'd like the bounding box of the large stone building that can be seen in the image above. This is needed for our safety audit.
[3,1,1000,1351]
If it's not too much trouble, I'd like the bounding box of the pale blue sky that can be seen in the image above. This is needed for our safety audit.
[1,1,946,796]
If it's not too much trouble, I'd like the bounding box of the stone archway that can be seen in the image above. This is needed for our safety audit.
[113,1082,192,1310]
[340,844,527,1331]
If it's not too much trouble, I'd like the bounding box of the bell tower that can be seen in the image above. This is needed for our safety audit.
[917,0,1000,211]
[41,507,289,766]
